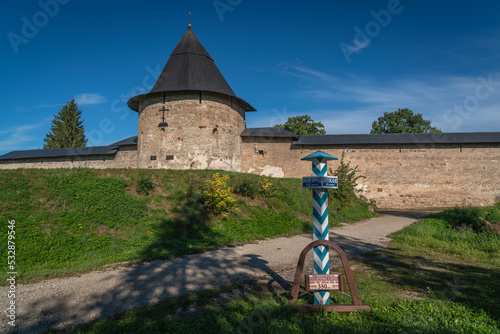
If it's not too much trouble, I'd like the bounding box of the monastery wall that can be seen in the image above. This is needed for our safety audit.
[0,146,138,170]
[1,134,498,209]
[241,137,500,208]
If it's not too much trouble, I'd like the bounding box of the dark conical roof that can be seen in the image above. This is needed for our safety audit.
[128,27,255,112]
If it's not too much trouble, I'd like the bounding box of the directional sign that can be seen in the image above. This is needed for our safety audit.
[302,176,338,189]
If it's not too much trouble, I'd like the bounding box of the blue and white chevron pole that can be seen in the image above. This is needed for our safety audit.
[301,151,338,305]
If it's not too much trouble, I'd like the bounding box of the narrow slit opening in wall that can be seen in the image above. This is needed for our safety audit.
[345,146,348,153]
[399,146,402,153]
[460,145,463,153]
[199,91,202,104]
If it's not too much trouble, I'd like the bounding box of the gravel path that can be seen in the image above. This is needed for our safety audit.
[1,210,429,333]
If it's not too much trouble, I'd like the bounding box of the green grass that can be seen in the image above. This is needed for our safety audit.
[0,168,377,283]
[51,204,500,333]
[390,206,500,266]
[49,292,499,334]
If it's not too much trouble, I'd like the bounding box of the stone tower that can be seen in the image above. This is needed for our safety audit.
[128,25,255,171]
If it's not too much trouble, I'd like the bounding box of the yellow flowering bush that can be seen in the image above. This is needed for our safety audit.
[201,173,237,215]
[259,176,273,196]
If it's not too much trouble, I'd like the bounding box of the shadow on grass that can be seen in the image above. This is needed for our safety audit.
[139,186,221,261]
[12,187,294,333]
[363,248,500,322]
[375,209,433,220]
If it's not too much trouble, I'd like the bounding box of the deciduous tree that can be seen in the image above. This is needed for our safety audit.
[371,108,442,134]
[274,115,326,135]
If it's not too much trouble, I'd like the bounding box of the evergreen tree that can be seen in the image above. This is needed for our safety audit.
[371,108,442,134]
[274,115,326,135]
[43,98,88,149]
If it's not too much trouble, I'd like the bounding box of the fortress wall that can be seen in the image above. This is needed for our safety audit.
[1,133,498,209]
[0,147,138,170]
[137,92,246,171]
[242,138,500,208]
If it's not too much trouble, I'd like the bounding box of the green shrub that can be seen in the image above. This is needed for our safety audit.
[231,175,276,199]
[232,176,259,199]
[329,152,366,208]
[137,174,154,196]
[483,203,500,223]
[201,173,237,216]
[429,207,488,233]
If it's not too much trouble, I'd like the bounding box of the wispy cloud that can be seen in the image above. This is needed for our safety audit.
[0,119,51,152]
[276,64,500,133]
[34,103,64,109]
[75,93,107,105]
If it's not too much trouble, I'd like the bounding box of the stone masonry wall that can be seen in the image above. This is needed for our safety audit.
[241,137,500,208]
[137,91,246,171]
[0,146,138,169]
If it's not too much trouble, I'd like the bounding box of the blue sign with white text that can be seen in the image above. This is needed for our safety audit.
[302,176,338,189]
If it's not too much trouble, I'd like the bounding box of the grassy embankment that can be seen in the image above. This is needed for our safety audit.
[0,168,376,284]
[54,205,500,333]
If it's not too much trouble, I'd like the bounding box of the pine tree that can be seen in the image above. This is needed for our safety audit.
[43,98,88,149]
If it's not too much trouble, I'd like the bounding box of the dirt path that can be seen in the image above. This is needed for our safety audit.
[0,210,429,333]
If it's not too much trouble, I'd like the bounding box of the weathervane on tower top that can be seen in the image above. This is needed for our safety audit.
[188,12,192,28]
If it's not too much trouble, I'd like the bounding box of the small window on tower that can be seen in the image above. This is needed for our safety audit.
[150,156,157,161]
[166,155,174,160]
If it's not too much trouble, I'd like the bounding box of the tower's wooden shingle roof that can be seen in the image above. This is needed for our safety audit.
[128,27,255,112]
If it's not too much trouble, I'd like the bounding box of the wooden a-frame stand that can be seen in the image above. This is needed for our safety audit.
[289,239,371,312]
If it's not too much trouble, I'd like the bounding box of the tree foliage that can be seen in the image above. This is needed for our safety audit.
[274,115,326,135]
[329,152,366,207]
[43,98,87,149]
[370,108,442,134]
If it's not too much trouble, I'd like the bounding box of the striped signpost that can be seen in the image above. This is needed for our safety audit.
[301,151,338,305]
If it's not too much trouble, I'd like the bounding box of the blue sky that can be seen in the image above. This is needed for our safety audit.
[1,0,499,155]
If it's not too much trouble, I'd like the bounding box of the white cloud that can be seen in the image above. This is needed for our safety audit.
[34,103,64,109]
[0,119,51,152]
[276,64,500,133]
[75,93,107,105]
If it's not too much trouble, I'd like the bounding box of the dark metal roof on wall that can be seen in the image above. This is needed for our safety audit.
[240,128,500,144]
[0,146,118,161]
[128,27,255,112]
[110,136,138,146]
[241,127,298,138]
[0,136,138,161]
[296,132,500,145]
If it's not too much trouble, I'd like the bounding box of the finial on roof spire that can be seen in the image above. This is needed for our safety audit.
[188,12,192,28]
